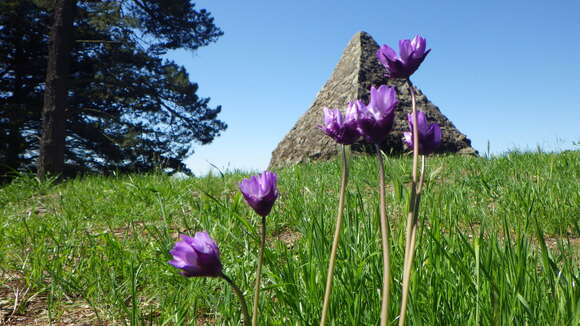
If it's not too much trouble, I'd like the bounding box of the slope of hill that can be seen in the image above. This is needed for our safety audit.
[1,151,578,325]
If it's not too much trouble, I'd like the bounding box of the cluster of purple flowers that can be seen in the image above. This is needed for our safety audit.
[319,85,398,145]
[166,34,440,326]
[168,171,279,278]
[169,35,437,278]
[168,171,278,326]
[321,35,441,153]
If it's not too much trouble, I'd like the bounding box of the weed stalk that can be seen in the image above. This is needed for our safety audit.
[252,214,267,326]
[320,145,349,326]
[399,80,427,326]
[221,273,251,326]
[376,145,392,326]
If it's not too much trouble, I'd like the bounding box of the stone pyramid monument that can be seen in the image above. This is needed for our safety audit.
[269,31,476,169]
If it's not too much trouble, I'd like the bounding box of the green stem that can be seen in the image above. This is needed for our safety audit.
[399,80,422,326]
[399,154,426,326]
[402,80,420,279]
[376,145,392,326]
[408,80,420,185]
[221,273,251,326]
[252,215,267,326]
[319,145,349,326]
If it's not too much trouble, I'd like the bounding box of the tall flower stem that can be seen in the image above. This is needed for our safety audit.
[399,155,426,326]
[398,80,425,326]
[252,215,267,326]
[221,273,251,326]
[320,145,349,326]
[408,82,420,184]
[375,144,392,326]
[401,80,420,287]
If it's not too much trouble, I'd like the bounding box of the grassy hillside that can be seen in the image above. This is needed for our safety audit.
[0,151,578,325]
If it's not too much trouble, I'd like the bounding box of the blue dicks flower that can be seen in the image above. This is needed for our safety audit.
[356,85,398,143]
[376,35,431,79]
[319,104,360,145]
[403,111,442,155]
[239,171,279,217]
[169,232,222,277]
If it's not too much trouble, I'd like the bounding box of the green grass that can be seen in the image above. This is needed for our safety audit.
[0,150,578,325]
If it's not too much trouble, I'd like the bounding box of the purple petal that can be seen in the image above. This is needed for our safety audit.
[404,111,441,154]
[415,111,429,135]
[356,94,395,144]
[322,108,333,125]
[180,234,195,245]
[398,39,412,62]
[411,35,426,56]
[403,132,413,148]
[345,101,361,123]
[431,124,442,148]
[376,45,398,66]
[169,240,198,268]
[239,179,254,198]
[369,85,398,117]
[191,232,219,255]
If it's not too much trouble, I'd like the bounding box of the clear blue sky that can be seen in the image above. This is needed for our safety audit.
[168,0,580,175]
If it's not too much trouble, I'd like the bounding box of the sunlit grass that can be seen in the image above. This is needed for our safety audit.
[0,150,578,325]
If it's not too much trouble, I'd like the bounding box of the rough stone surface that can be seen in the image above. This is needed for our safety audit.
[269,31,477,169]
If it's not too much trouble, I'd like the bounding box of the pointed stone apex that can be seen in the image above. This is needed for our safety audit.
[268,32,476,169]
[352,30,372,40]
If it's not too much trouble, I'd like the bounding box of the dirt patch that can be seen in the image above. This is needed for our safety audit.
[22,193,62,217]
[270,227,302,248]
[0,273,104,326]
[196,314,216,326]
[542,235,580,265]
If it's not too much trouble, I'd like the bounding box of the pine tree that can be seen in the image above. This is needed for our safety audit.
[0,0,48,177]
[0,0,226,178]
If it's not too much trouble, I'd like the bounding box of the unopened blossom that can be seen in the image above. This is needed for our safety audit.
[403,111,442,155]
[376,35,431,79]
[319,104,360,145]
[239,171,279,217]
[356,85,398,143]
[169,232,222,277]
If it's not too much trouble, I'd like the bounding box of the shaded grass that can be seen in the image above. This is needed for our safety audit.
[0,150,578,325]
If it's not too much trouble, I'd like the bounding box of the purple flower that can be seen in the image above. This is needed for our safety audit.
[239,171,279,217]
[376,35,431,79]
[403,111,442,155]
[169,232,222,277]
[319,104,360,145]
[356,85,398,143]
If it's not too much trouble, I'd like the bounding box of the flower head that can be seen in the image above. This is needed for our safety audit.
[239,171,279,217]
[356,85,398,143]
[319,105,360,145]
[169,232,222,277]
[376,35,431,79]
[403,111,442,155]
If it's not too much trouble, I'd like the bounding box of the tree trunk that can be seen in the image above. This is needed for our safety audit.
[38,0,74,179]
